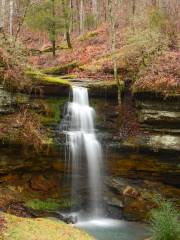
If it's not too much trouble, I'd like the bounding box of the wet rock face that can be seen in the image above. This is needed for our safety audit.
[109,97,180,155]
[106,151,180,186]
[105,177,180,222]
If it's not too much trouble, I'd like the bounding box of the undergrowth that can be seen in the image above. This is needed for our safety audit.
[149,196,180,240]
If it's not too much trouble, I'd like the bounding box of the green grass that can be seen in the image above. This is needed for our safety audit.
[149,196,180,240]
[3,213,94,240]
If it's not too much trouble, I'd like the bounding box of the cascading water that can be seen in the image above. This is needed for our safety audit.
[61,86,103,219]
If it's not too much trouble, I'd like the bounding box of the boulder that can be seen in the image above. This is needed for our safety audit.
[123,186,140,198]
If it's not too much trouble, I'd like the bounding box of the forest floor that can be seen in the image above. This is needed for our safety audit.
[21,24,180,96]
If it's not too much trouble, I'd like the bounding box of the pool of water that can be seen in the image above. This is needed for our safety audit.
[76,218,150,240]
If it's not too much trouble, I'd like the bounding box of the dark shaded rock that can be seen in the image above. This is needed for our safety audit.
[106,148,180,186]
[6,202,35,218]
[58,213,78,224]
[105,205,122,219]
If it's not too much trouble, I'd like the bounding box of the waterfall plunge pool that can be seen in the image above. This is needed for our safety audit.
[76,218,149,240]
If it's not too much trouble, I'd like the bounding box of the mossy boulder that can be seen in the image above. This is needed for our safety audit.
[2,213,94,240]
[42,61,79,75]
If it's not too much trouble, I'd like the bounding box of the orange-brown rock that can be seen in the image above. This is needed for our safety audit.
[30,174,58,192]
[123,186,140,198]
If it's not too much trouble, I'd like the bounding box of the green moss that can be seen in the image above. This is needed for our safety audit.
[25,199,61,211]
[25,198,74,211]
[3,213,94,240]
[25,70,70,86]
[40,97,67,126]
[42,61,79,75]
[78,31,98,41]
[60,74,77,79]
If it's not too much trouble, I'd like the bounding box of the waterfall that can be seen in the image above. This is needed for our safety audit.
[62,86,103,219]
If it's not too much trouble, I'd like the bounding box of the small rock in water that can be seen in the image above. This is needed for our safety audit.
[58,213,78,224]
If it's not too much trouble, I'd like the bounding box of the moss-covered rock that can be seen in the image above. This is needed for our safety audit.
[39,97,67,126]
[26,70,70,96]
[26,70,70,85]
[42,61,79,75]
[2,213,94,240]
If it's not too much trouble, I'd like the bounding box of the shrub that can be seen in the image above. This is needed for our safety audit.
[149,196,180,240]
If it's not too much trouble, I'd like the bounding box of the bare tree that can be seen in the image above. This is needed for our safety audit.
[108,0,123,105]
[80,0,84,34]
[92,0,98,26]
[0,0,6,30]
[14,0,31,44]
[62,0,72,48]
[9,0,14,35]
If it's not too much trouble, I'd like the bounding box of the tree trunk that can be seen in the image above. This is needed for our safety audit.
[9,0,13,35]
[92,0,98,26]
[132,0,136,32]
[0,0,6,30]
[62,0,72,48]
[66,31,72,48]
[51,0,56,57]
[52,39,56,57]
[108,0,121,105]
[14,0,31,44]
[80,0,84,34]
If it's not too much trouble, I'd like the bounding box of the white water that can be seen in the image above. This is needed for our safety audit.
[64,86,103,218]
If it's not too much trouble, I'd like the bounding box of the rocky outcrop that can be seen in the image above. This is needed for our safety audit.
[106,149,180,186]
[105,177,180,221]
